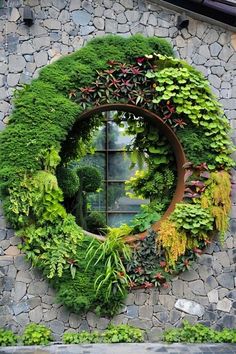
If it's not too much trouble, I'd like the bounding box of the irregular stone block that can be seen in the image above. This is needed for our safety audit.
[49,319,64,334]
[216,298,232,313]
[13,282,26,302]
[44,308,57,322]
[158,295,175,310]
[207,289,218,303]
[216,273,234,289]
[128,318,152,330]
[29,306,43,323]
[0,256,13,266]
[12,301,29,316]
[97,317,110,330]
[28,281,48,295]
[69,0,81,11]
[175,299,205,317]
[189,280,206,296]
[139,305,153,320]
[180,270,199,282]
[69,312,82,328]
[126,304,139,318]
[72,10,91,26]
[14,255,30,271]
[9,55,26,73]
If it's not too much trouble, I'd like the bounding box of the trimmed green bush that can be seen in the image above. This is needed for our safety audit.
[22,323,53,346]
[163,321,236,343]
[0,329,18,346]
[62,324,144,344]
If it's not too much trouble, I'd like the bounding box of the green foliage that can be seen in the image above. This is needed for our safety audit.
[163,321,236,343]
[18,214,83,278]
[126,167,175,206]
[8,170,66,228]
[170,203,214,238]
[177,125,218,167]
[86,225,132,301]
[130,203,163,233]
[0,34,233,316]
[62,324,144,344]
[103,324,144,343]
[22,323,53,346]
[63,331,100,344]
[85,211,107,234]
[52,236,127,316]
[56,166,80,197]
[147,54,234,169]
[126,230,170,287]
[0,328,18,346]
[76,165,102,193]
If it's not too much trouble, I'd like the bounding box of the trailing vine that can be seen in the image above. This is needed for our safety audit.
[0,35,233,315]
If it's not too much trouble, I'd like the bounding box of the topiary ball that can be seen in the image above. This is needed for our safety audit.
[76,165,102,193]
[56,166,80,197]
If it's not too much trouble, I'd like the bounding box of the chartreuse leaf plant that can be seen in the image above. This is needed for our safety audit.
[163,320,236,343]
[0,328,18,346]
[0,35,233,315]
[22,323,53,346]
[63,324,144,344]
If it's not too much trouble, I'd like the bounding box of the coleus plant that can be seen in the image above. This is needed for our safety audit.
[71,57,188,131]
[183,162,210,199]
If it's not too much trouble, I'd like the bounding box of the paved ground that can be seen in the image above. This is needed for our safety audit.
[0,343,236,354]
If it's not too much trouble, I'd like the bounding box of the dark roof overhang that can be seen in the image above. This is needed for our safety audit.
[154,0,236,29]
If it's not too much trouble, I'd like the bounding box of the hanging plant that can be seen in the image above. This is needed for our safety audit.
[0,35,233,315]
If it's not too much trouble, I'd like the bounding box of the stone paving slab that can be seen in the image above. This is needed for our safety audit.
[0,343,236,354]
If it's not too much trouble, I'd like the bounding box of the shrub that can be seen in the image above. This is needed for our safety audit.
[163,321,236,343]
[56,166,80,197]
[0,328,18,346]
[62,324,144,344]
[103,324,144,343]
[63,331,100,344]
[22,323,53,345]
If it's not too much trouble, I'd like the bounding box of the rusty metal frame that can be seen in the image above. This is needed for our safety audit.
[70,103,187,242]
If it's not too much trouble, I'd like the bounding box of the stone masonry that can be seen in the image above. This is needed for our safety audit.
[0,0,236,342]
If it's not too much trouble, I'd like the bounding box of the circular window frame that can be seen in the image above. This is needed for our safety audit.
[67,103,186,241]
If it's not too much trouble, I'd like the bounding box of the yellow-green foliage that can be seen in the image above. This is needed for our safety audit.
[158,219,187,267]
[201,171,231,242]
[9,170,66,227]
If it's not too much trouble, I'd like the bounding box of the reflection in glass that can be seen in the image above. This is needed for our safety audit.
[108,183,146,212]
[108,213,136,228]
[82,110,149,227]
[108,153,138,180]
[108,121,133,150]
[87,183,106,212]
[92,125,106,150]
[80,153,105,178]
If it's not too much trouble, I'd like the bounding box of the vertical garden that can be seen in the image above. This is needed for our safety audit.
[0,35,233,316]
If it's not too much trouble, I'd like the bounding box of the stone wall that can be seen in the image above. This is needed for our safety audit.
[0,0,236,342]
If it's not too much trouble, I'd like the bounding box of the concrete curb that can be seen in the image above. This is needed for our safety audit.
[0,343,236,354]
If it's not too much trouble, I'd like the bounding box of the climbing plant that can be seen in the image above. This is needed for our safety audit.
[0,35,233,315]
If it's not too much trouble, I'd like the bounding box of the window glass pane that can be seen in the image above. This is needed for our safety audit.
[108,121,133,149]
[108,213,135,228]
[108,152,139,181]
[80,153,105,179]
[87,183,106,212]
[92,125,106,150]
[108,182,147,212]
